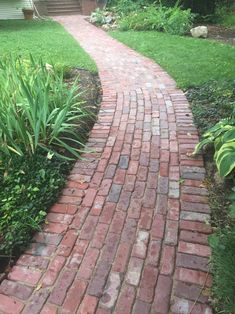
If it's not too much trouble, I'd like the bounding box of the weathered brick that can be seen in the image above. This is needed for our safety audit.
[143,189,157,208]
[91,223,109,248]
[82,189,97,207]
[175,280,209,303]
[126,257,143,286]
[178,241,211,257]
[176,253,209,272]
[79,295,98,314]
[151,214,165,239]
[57,230,78,256]
[100,202,116,224]
[114,168,126,184]
[78,248,99,280]
[80,215,98,240]
[17,254,49,269]
[139,207,153,230]
[0,280,32,300]
[115,284,135,314]
[50,203,77,215]
[133,300,151,314]
[109,211,126,234]
[176,267,212,287]
[23,288,50,314]
[180,230,208,245]
[165,220,178,245]
[100,272,121,308]
[132,230,149,259]
[62,279,87,313]
[180,220,212,234]
[49,270,76,305]
[152,275,172,314]
[171,297,212,314]
[33,232,62,246]
[42,256,66,287]
[107,184,122,203]
[8,266,41,286]
[160,245,175,275]
[113,242,131,273]
[118,155,129,169]
[0,294,24,314]
[138,266,158,303]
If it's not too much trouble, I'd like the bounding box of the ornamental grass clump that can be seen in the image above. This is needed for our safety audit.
[0,55,94,160]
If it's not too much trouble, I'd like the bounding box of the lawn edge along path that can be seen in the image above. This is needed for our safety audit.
[0,15,212,314]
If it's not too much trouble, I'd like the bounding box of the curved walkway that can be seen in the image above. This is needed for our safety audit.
[0,16,212,314]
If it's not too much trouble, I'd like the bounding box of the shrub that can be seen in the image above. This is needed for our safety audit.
[0,153,70,256]
[0,55,95,160]
[118,5,194,35]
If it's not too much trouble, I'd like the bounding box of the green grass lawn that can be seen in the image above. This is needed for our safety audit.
[0,20,97,72]
[110,30,235,88]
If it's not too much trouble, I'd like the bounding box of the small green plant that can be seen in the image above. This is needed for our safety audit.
[0,55,95,160]
[90,8,107,25]
[118,4,194,35]
[0,152,70,256]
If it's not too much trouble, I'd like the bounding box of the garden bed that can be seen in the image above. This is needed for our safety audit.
[0,66,101,278]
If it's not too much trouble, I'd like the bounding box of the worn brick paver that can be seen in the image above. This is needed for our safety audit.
[0,16,212,314]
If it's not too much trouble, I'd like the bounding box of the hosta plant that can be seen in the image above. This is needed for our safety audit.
[194,117,235,177]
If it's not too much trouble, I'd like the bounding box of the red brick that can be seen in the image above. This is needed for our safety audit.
[124,174,136,192]
[181,194,208,204]
[62,279,87,313]
[71,206,89,229]
[180,220,212,234]
[0,280,32,300]
[91,223,109,248]
[160,245,175,275]
[139,207,153,230]
[0,294,24,314]
[47,213,73,224]
[82,189,97,207]
[100,202,116,224]
[90,195,105,215]
[41,304,57,314]
[165,220,178,245]
[176,267,212,287]
[98,179,112,196]
[49,270,76,305]
[143,189,157,208]
[146,240,161,266]
[156,194,168,214]
[128,198,142,219]
[57,230,78,256]
[113,243,131,273]
[160,163,169,177]
[180,230,208,245]
[66,180,89,190]
[58,195,82,205]
[110,211,126,234]
[43,222,68,234]
[151,214,165,239]
[115,285,135,314]
[62,188,84,197]
[8,266,41,286]
[178,241,211,257]
[116,190,132,211]
[33,232,62,246]
[90,172,103,188]
[50,203,77,215]
[153,275,172,314]
[80,215,99,240]
[114,168,126,184]
[176,253,209,272]
[137,166,148,181]
[138,266,158,302]
[80,295,98,314]
[126,257,144,286]
[127,160,139,175]
[17,254,49,269]
[133,300,151,314]
[42,256,66,287]
[67,240,89,269]
[78,248,99,279]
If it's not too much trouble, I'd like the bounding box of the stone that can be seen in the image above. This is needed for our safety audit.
[190,26,208,38]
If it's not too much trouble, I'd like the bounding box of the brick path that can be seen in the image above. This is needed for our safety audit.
[0,16,212,314]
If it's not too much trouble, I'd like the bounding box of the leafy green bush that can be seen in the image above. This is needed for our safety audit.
[118,5,194,35]
[0,153,70,256]
[0,55,95,160]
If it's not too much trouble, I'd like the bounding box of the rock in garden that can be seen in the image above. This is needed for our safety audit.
[190,26,208,38]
